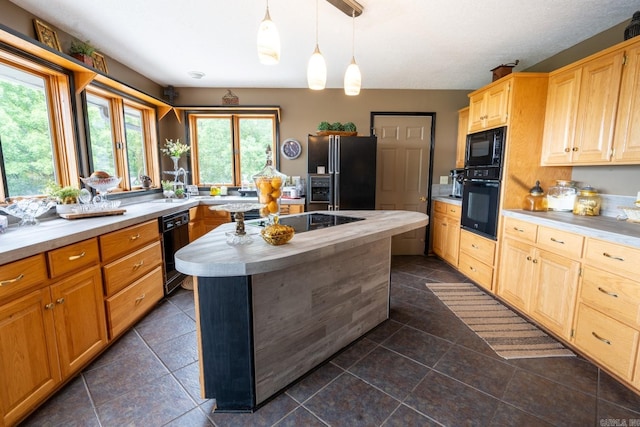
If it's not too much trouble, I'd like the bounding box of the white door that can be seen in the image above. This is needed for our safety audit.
[374,115,432,255]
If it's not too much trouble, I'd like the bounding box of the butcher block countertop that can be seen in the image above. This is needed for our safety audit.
[175,210,430,278]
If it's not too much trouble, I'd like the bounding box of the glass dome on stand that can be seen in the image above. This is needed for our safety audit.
[253,146,287,223]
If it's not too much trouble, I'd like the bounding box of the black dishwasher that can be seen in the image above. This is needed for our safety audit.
[160,210,190,295]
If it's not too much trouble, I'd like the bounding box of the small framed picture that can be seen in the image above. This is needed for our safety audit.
[92,52,108,73]
[33,19,62,51]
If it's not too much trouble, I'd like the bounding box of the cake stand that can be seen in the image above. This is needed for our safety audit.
[210,203,263,246]
[80,176,122,206]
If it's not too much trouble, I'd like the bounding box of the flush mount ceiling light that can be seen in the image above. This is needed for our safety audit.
[188,71,205,79]
[257,0,280,65]
[343,10,361,95]
[307,0,327,90]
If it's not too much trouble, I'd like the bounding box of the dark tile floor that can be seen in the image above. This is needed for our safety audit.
[22,255,640,426]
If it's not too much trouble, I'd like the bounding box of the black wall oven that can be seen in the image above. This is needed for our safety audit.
[461,127,506,240]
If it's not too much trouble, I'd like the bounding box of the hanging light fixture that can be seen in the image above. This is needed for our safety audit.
[343,10,361,95]
[257,0,280,65]
[307,0,327,90]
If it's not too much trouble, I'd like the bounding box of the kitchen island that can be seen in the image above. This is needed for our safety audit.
[175,210,429,411]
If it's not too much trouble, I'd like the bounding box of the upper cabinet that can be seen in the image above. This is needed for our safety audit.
[467,79,511,133]
[541,37,640,166]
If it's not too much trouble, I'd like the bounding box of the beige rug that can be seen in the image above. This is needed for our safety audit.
[426,282,575,359]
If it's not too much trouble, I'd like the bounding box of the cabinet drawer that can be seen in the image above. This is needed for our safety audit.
[47,238,100,279]
[100,220,159,262]
[584,238,640,280]
[581,266,640,328]
[536,226,584,259]
[574,303,639,381]
[0,254,47,302]
[433,201,461,218]
[458,252,493,291]
[459,230,496,266]
[105,266,164,339]
[502,217,537,243]
[103,241,163,296]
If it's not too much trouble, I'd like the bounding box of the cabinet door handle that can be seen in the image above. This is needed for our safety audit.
[602,252,624,262]
[513,227,524,233]
[591,331,611,345]
[56,298,65,304]
[129,233,141,241]
[0,273,24,287]
[44,303,55,310]
[597,287,618,298]
[471,244,479,249]
[68,251,86,261]
[564,148,571,153]
[469,266,477,272]
[135,293,146,305]
[572,147,579,152]
[133,260,144,271]
[532,259,538,264]
[526,256,532,261]
[550,237,565,244]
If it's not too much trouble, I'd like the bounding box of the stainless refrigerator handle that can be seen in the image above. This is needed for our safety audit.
[335,136,340,174]
[328,136,334,174]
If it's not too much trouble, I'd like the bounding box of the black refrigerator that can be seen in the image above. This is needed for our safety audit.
[307,134,377,211]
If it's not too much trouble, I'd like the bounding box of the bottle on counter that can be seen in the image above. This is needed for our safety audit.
[547,180,578,211]
[573,186,602,216]
[523,180,547,211]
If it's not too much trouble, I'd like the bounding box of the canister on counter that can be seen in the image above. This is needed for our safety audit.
[573,186,601,216]
[523,180,547,211]
[547,180,578,211]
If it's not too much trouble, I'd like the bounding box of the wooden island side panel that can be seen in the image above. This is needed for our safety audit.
[251,237,392,404]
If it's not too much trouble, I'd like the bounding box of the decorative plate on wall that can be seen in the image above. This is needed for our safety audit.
[281,138,302,160]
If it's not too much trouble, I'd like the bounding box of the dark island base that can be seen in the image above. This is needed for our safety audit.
[194,237,392,411]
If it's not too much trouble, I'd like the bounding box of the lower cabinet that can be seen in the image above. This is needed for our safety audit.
[431,200,461,267]
[458,230,496,291]
[280,203,304,215]
[0,257,106,427]
[189,205,231,242]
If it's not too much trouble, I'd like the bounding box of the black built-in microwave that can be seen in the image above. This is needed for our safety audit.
[465,126,506,168]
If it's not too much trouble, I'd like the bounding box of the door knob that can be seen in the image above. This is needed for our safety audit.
[419,196,427,202]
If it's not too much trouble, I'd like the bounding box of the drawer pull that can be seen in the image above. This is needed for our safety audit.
[0,273,24,287]
[471,244,479,249]
[549,237,565,244]
[591,331,611,345]
[130,233,141,241]
[44,303,55,310]
[133,260,144,271]
[469,266,477,272]
[597,287,618,298]
[135,293,146,305]
[602,252,624,262]
[56,298,65,304]
[68,251,86,261]
[513,227,524,233]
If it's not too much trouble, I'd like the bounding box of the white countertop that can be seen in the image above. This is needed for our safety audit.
[503,209,640,248]
[0,195,305,265]
[432,195,462,206]
[175,210,430,278]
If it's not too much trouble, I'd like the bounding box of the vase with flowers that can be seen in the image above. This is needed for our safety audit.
[160,138,190,169]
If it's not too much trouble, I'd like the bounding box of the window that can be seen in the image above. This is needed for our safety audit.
[85,87,159,191]
[0,49,78,201]
[187,112,278,187]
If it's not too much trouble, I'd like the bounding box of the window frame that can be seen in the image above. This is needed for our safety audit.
[84,85,160,192]
[0,46,78,201]
[186,108,280,187]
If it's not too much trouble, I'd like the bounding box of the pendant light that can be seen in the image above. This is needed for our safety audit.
[343,10,361,95]
[257,0,280,65]
[307,0,327,90]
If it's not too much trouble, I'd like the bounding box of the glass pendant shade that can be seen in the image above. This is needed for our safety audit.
[257,6,280,65]
[344,57,361,95]
[307,45,327,90]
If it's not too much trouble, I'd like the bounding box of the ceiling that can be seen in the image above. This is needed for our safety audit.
[9,0,640,90]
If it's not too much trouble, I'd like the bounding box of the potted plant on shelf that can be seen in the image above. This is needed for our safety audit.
[161,180,175,199]
[45,182,82,214]
[316,121,357,136]
[69,40,96,66]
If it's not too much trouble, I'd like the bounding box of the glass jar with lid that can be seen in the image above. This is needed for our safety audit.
[253,146,287,219]
[523,180,547,211]
[573,186,601,216]
[546,180,577,211]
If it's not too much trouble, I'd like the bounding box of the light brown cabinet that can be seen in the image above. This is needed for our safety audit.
[100,220,163,340]
[188,205,231,242]
[280,203,304,215]
[541,37,640,165]
[456,107,469,168]
[458,230,496,292]
[468,79,510,133]
[497,218,581,340]
[431,200,461,267]
[0,239,107,427]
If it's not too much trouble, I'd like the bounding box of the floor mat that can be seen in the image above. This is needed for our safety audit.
[426,282,575,359]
